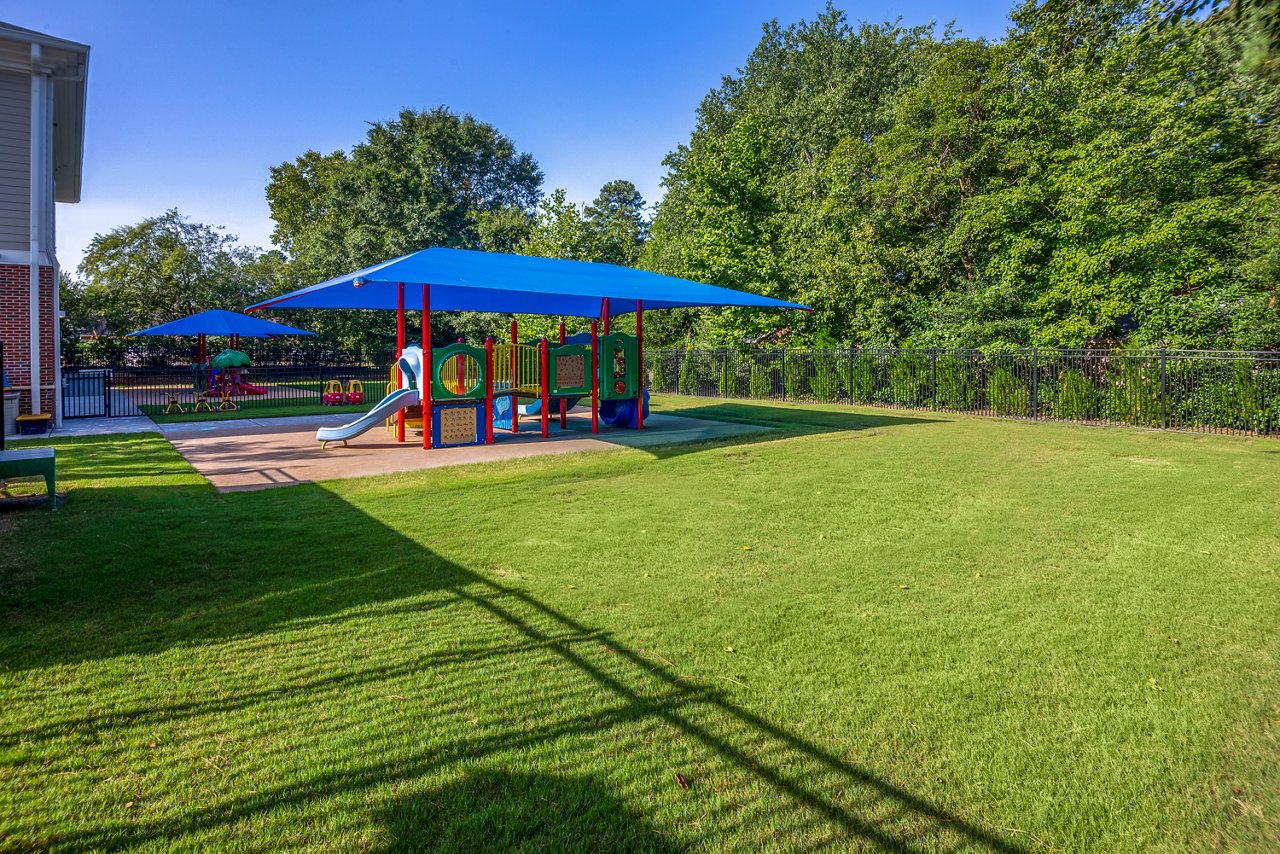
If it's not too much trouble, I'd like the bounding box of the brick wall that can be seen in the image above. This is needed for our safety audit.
[0,263,58,417]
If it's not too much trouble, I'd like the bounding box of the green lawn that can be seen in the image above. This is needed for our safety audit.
[143,400,371,423]
[1,397,1276,850]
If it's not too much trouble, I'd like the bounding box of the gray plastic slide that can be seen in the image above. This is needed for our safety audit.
[317,346,425,447]
[316,387,420,447]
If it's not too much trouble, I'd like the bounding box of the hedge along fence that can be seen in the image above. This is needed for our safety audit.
[649,347,1280,437]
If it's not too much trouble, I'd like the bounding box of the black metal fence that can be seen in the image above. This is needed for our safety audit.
[64,364,389,418]
[647,347,1280,437]
[64,338,390,369]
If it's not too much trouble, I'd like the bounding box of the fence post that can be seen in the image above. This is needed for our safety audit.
[930,348,938,411]
[1160,347,1167,430]
[1031,348,1039,420]
[848,344,855,405]
[779,348,786,401]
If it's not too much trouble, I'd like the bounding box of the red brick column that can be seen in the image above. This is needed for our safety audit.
[0,263,58,417]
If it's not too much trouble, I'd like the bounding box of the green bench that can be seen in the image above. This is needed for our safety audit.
[0,448,56,510]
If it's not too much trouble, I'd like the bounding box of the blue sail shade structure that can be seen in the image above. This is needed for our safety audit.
[246,248,810,316]
[128,309,315,338]
[243,247,807,449]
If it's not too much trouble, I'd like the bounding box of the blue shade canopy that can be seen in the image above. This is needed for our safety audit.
[127,309,315,338]
[246,248,810,317]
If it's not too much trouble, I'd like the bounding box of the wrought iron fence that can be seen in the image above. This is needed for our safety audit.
[66,364,389,419]
[64,338,391,369]
[647,347,1280,437]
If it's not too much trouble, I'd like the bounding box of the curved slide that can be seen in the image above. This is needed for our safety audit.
[317,346,425,447]
[317,387,419,447]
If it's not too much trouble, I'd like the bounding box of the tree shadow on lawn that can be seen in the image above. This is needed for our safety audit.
[649,401,944,434]
[380,770,679,852]
[2,472,1019,851]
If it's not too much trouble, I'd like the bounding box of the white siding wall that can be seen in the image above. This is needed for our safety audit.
[0,69,30,252]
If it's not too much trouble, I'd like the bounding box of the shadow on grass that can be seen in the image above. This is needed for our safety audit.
[652,400,947,434]
[381,771,678,852]
[1,440,1018,851]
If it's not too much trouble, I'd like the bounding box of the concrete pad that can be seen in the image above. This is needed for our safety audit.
[165,411,769,492]
[52,415,157,437]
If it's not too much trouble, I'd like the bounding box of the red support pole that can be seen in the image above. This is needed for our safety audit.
[422,284,432,450]
[635,299,644,430]
[455,337,465,393]
[510,319,519,433]
[484,336,495,445]
[601,297,610,335]
[590,319,599,434]
[540,338,550,439]
[559,319,567,428]
[396,282,406,443]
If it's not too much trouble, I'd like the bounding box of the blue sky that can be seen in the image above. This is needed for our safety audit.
[5,0,1013,274]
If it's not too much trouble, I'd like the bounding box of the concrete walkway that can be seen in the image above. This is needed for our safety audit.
[165,411,768,492]
[49,412,357,439]
[51,415,156,437]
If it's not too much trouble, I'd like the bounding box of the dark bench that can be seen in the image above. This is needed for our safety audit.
[0,448,56,510]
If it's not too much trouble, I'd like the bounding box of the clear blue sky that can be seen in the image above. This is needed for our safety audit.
[4,0,1012,275]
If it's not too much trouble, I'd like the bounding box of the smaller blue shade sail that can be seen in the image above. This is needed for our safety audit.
[128,310,315,338]
[246,248,810,317]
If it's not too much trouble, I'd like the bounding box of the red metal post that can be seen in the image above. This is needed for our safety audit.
[422,284,432,450]
[558,319,567,428]
[396,282,405,443]
[635,299,644,430]
[540,338,550,439]
[601,297,610,335]
[455,337,465,393]
[510,319,519,433]
[484,336,495,444]
[590,319,599,434]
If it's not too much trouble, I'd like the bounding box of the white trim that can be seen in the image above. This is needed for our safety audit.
[29,44,44,415]
[1,252,56,266]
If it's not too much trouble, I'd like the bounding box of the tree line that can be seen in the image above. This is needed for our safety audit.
[63,0,1280,363]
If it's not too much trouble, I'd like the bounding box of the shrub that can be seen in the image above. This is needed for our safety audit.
[1104,357,1161,427]
[809,350,843,403]
[677,347,697,395]
[935,354,975,410]
[888,352,929,407]
[1054,368,1097,421]
[848,355,876,403]
[783,354,807,400]
[987,365,1030,416]
[717,352,736,398]
[649,354,666,393]
[749,360,773,399]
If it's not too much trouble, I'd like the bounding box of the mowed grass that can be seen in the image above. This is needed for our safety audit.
[142,400,370,423]
[1,396,1277,851]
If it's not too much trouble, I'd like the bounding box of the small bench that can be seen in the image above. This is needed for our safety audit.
[0,448,56,510]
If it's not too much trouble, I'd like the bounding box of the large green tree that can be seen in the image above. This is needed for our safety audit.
[644,7,944,345]
[511,181,651,339]
[265,107,544,352]
[648,0,1280,349]
[67,209,268,335]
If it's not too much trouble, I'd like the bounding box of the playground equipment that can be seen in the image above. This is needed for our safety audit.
[317,348,424,448]
[344,380,364,405]
[312,320,645,450]
[322,379,345,405]
[247,247,809,451]
[207,350,267,397]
